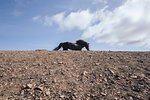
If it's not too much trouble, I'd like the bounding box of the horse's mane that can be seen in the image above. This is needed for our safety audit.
[76,40,88,46]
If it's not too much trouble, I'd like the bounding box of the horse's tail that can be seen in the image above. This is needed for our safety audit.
[53,43,63,50]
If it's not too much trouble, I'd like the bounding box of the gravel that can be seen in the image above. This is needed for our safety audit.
[0,51,150,100]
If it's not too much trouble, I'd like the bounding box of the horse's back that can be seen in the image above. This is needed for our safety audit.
[63,42,80,50]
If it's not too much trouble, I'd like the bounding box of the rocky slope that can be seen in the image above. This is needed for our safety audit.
[0,51,150,100]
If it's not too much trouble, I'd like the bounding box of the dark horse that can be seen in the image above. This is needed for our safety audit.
[53,40,90,51]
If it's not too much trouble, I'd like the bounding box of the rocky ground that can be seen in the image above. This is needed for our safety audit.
[0,50,150,100]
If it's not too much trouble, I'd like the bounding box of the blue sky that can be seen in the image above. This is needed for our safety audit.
[0,0,150,51]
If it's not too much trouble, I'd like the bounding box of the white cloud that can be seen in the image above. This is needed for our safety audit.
[33,0,150,48]
[82,0,150,47]
[55,10,94,30]
[32,16,41,21]
[32,15,53,26]
[33,10,101,30]
[43,16,53,26]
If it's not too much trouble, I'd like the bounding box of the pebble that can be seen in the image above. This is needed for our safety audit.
[83,71,88,75]
[58,62,63,64]
[26,83,34,89]
[95,63,100,66]
[104,78,107,82]
[37,85,44,91]
[101,92,106,96]
[109,69,114,75]
[45,89,50,96]
[131,75,137,79]
[129,96,133,100]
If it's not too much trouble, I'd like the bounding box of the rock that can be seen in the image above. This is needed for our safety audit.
[108,69,114,75]
[35,49,48,51]
[130,75,137,79]
[137,60,143,63]
[22,85,26,89]
[58,62,63,64]
[86,97,91,100]
[53,62,57,64]
[60,95,65,98]
[138,79,146,85]
[114,97,118,100]
[101,92,106,96]
[129,96,133,100]
[36,84,44,91]
[131,86,141,92]
[40,77,47,83]
[99,74,102,77]
[32,63,37,66]
[45,89,50,96]
[40,97,43,100]
[125,66,128,68]
[114,74,120,80]
[37,63,42,66]
[104,78,107,82]
[139,74,145,78]
[110,80,115,84]
[0,74,3,78]
[110,57,113,59]
[95,63,100,66]
[26,83,34,89]
[83,71,88,75]
[52,79,56,83]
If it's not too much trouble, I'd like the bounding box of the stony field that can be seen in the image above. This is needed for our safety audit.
[0,51,150,100]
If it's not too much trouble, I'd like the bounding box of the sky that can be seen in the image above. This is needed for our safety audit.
[0,0,150,51]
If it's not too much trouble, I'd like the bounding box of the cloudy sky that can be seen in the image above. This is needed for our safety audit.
[0,0,150,51]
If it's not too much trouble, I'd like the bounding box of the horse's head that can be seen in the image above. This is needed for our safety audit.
[85,43,90,51]
[76,40,90,51]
